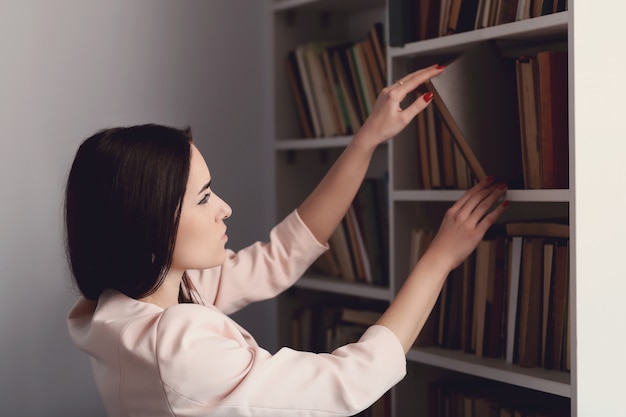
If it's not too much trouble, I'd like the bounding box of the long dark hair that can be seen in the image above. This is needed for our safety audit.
[64,124,197,302]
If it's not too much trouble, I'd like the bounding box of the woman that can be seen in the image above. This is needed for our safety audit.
[65,65,509,416]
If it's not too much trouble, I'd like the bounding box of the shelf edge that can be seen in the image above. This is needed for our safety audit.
[407,347,571,398]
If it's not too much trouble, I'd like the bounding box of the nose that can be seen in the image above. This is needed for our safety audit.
[223,206,232,219]
[218,195,232,220]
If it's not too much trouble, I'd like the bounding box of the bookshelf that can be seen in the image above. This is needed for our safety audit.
[271,0,576,416]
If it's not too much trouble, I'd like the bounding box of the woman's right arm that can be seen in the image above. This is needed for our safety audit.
[376,176,509,353]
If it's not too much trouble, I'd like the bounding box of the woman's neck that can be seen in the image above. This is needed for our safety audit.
[138,270,183,309]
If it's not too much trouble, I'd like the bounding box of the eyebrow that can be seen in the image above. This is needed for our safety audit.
[197,180,211,195]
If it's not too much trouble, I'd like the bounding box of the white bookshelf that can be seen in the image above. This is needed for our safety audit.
[271,1,576,416]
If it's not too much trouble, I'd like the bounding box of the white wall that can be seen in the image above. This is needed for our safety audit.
[0,1,272,415]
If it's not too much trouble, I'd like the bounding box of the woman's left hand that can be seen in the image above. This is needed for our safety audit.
[355,64,444,148]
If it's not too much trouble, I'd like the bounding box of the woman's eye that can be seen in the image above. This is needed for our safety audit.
[198,193,211,205]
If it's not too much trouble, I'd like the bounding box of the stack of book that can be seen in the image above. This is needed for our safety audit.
[285,23,386,139]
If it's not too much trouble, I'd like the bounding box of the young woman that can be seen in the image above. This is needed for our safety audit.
[65,65,509,417]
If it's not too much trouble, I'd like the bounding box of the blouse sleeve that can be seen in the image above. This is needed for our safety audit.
[187,210,328,315]
[155,304,407,417]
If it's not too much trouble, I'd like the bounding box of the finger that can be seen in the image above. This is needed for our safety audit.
[399,91,434,120]
[394,64,444,93]
[450,176,496,214]
[476,199,511,235]
[466,184,508,225]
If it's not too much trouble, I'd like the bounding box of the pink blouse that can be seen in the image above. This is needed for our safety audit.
[67,210,407,417]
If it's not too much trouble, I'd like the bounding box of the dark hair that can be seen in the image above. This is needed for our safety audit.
[64,124,195,301]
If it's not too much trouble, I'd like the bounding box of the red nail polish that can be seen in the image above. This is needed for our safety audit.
[502,200,510,207]
[485,175,495,182]
[436,65,445,69]
[496,182,507,190]
[423,92,434,102]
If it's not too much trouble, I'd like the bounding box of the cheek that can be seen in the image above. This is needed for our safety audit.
[172,215,225,269]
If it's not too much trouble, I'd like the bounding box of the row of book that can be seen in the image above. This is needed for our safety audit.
[390,0,568,46]
[286,23,386,139]
[412,220,570,371]
[428,379,570,417]
[415,104,475,190]
[312,176,389,287]
[516,50,569,189]
[425,41,568,190]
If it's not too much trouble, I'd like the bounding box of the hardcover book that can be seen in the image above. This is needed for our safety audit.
[426,40,524,188]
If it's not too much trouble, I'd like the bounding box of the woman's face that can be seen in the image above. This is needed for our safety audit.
[171,144,232,271]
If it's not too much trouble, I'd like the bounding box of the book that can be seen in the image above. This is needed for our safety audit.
[294,44,322,137]
[447,0,464,33]
[516,56,542,189]
[537,50,569,189]
[505,236,523,363]
[416,111,432,189]
[368,23,386,80]
[541,241,555,366]
[440,0,453,36]
[461,254,476,353]
[362,37,384,95]
[426,41,524,187]
[443,265,465,349]
[345,205,372,283]
[418,0,442,40]
[504,220,569,238]
[473,239,495,356]
[496,0,520,24]
[320,48,348,136]
[304,43,339,137]
[544,240,569,370]
[426,105,442,189]
[352,42,377,116]
[414,229,440,347]
[344,46,368,123]
[517,237,544,367]
[486,235,508,358]
[328,219,357,282]
[330,43,363,132]
[354,178,386,284]
[286,50,314,138]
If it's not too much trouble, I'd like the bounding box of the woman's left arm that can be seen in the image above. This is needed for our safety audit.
[297,64,444,244]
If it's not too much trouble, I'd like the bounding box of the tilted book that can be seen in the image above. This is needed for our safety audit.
[426,40,524,188]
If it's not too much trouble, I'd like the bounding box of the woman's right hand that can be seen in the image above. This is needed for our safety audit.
[425,176,509,273]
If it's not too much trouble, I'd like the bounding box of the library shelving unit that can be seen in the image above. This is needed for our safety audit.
[271,0,575,416]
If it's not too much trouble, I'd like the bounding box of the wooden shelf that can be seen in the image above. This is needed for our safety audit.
[272,0,382,12]
[295,273,391,300]
[393,189,571,203]
[389,12,569,59]
[275,136,353,150]
[407,346,571,398]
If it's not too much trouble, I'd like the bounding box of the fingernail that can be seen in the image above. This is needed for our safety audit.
[436,65,445,69]
[485,175,495,182]
[502,200,510,207]
[423,92,434,102]
[496,182,507,190]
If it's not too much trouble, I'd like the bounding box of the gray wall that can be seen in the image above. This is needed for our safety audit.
[0,1,273,415]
